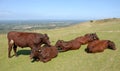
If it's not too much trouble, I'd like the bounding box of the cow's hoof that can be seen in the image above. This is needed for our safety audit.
[8,56,12,58]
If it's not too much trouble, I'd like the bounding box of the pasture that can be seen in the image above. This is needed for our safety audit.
[0,19,120,71]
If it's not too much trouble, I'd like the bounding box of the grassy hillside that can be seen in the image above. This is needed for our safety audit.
[0,18,120,71]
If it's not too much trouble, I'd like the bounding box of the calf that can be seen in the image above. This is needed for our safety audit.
[85,40,116,53]
[7,31,51,58]
[31,45,58,63]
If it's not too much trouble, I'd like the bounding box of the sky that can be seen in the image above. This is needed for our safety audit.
[0,0,120,20]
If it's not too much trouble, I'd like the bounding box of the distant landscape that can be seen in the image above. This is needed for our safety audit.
[0,20,85,34]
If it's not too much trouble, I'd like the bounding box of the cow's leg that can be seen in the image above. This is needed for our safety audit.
[30,46,36,59]
[13,45,18,57]
[8,43,13,58]
[30,49,34,59]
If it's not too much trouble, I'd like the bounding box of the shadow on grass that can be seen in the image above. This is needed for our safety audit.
[17,50,31,56]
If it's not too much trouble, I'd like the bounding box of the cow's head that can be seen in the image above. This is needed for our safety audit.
[84,33,99,42]
[91,33,99,40]
[41,34,51,46]
[107,40,116,50]
[55,40,64,50]
[30,48,41,61]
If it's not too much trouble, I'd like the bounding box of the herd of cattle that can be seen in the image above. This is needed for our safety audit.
[7,31,116,63]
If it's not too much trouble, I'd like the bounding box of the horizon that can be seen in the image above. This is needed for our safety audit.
[0,0,120,20]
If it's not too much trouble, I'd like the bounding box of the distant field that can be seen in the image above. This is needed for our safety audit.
[0,18,120,71]
[0,20,83,34]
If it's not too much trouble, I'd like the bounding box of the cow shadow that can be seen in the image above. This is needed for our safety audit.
[17,50,31,56]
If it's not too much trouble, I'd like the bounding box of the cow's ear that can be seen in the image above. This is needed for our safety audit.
[59,41,62,43]
[61,40,64,42]
[59,40,64,43]
[58,40,62,43]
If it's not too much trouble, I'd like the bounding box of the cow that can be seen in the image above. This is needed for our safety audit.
[85,40,116,53]
[31,45,58,63]
[75,33,99,44]
[55,40,82,52]
[55,33,99,52]
[7,31,51,58]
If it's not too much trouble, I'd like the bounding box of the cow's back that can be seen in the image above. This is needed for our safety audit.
[7,31,43,47]
[50,46,58,58]
[41,46,58,58]
[87,40,108,52]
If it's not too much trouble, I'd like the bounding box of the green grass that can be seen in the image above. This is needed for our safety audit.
[0,19,120,71]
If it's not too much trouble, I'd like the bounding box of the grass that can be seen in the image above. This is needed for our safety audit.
[0,19,120,71]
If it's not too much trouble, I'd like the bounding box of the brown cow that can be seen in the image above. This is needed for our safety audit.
[55,40,82,52]
[31,45,58,63]
[75,33,99,44]
[85,40,116,53]
[55,33,99,52]
[7,31,51,58]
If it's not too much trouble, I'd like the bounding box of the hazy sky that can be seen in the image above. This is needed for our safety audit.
[0,0,120,20]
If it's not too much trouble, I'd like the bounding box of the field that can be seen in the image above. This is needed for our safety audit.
[0,18,120,71]
[0,20,82,34]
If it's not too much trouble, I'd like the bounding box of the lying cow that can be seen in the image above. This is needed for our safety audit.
[85,40,116,53]
[55,40,82,52]
[7,31,51,58]
[31,45,58,63]
[75,33,99,44]
[55,33,99,52]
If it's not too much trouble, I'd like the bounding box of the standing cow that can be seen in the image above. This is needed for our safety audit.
[7,31,51,58]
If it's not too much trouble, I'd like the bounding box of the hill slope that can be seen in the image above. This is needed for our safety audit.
[0,18,120,71]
